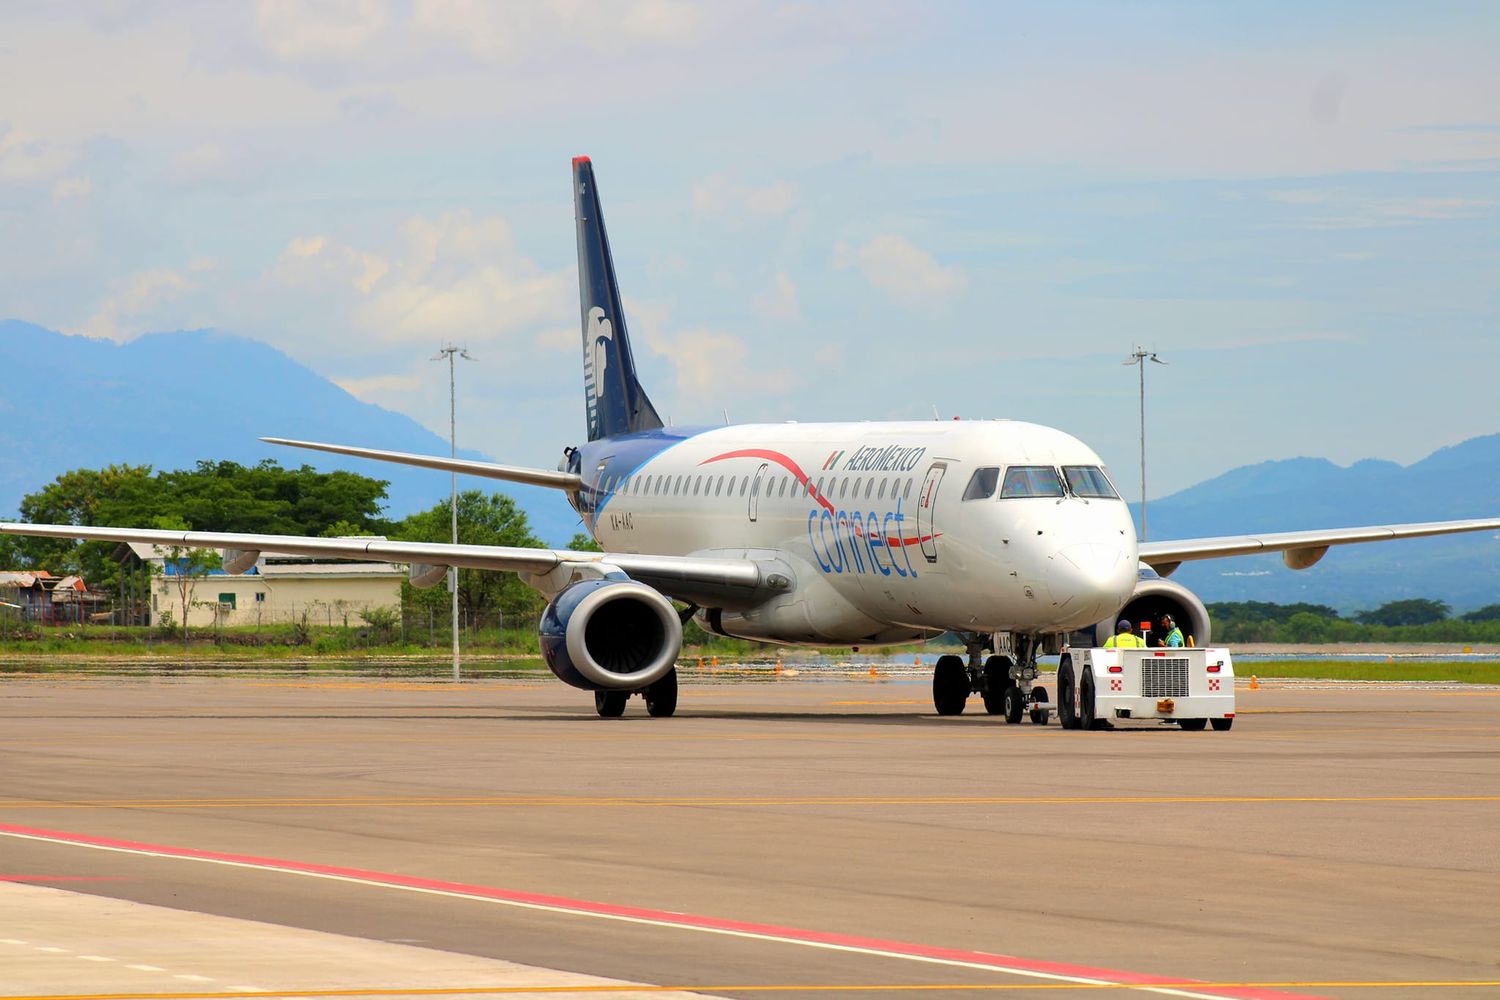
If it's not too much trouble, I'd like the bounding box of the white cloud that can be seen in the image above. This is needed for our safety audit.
[81,268,196,342]
[0,124,70,182]
[692,174,798,221]
[834,234,967,307]
[51,175,92,202]
[260,209,569,351]
[751,272,800,321]
[256,0,390,62]
[648,326,798,400]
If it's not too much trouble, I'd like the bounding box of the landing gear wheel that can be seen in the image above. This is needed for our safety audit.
[594,690,627,718]
[1211,717,1234,732]
[645,669,678,718]
[1079,670,1100,730]
[981,655,1013,715]
[932,655,969,716]
[1178,717,1207,731]
[1029,686,1049,725]
[1057,658,1080,730]
[1002,684,1025,725]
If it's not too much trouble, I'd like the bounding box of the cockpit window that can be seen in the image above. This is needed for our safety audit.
[1062,465,1120,499]
[999,466,1066,498]
[962,467,1000,501]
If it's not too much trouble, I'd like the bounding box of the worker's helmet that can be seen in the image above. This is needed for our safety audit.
[1117,618,1132,631]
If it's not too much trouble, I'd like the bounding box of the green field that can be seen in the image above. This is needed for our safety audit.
[1238,659,1500,685]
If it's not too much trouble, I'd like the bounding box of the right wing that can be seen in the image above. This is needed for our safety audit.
[261,438,582,492]
[0,522,768,609]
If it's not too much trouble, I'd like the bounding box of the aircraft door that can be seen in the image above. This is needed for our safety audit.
[916,463,946,564]
[749,463,768,523]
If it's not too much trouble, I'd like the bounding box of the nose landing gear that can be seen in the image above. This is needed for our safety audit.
[929,633,1050,724]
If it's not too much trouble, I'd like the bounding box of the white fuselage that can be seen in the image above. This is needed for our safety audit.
[584,419,1139,644]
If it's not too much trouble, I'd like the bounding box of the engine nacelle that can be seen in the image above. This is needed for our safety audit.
[1091,566,1211,647]
[539,578,683,691]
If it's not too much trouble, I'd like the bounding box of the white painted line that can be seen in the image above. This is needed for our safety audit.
[77,954,115,961]
[128,963,167,972]
[0,938,28,945]
[175,974,216,982]
[33,946,68,953]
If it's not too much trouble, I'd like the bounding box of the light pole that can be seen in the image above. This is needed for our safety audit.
[1122,347,1166,541]
[432,344,475,681]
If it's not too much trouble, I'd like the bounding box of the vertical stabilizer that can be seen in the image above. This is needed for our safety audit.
[573,156,664,442]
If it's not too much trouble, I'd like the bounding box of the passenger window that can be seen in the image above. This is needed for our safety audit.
[878,479,887,500]
[999,466,1066,498]
[815,477,825,498]
[778,478,789,498]
[740,477,750,497]
[962,467,1000,501]
[1063,466,1120,499]
[838,479,848,499]
[903,480,913,500]
[864,479,874,500]
[693,476,703,495]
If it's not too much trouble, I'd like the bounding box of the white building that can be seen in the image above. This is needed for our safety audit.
[132,542,404,628]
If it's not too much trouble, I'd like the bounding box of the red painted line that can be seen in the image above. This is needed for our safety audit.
[0,875,125,882]
[0,822,1319,1000]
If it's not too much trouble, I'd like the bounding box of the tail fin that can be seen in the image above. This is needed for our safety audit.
[573,156,664,442]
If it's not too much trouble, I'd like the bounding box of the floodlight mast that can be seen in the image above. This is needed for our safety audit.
[1122,347,1166,541]
[432,344,476,681]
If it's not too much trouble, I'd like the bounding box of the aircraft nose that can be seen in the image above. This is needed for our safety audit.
[1047,543,1133,620]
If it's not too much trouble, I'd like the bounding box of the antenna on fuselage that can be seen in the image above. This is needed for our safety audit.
[723,408,730,425]
[931,405,941,420]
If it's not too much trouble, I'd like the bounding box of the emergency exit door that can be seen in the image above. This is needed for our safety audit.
[748,463,768,522]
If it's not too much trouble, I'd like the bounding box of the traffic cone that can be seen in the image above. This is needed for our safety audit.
[869,664,878,678]
[711,656,719,669]
[697,657,704,673]
[1248,675,1259,690]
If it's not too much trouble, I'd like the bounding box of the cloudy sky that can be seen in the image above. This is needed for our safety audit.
[3,1,1497,500]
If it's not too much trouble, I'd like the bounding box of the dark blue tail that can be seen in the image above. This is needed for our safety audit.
[573,156,664,443]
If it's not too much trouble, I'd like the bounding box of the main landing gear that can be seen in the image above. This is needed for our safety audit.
[931,634,1049,725]
[593,668,679,718]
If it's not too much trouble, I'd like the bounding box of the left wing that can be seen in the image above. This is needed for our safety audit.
[0,522,769,609]
[1139,518,1500,575]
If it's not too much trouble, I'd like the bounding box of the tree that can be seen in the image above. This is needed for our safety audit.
[1354,599,1451,627]
[395,491,547,626]
[150,514,221,641]
[567,532,602,552]
[9,461,393,590]
[1460,604,1500,623]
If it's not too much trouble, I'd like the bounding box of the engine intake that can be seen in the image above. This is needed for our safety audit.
[539,579,683,691]
[1091,567,1211,647]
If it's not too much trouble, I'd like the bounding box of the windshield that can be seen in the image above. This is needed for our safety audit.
[999,466,1066,498]
[1062,465,1120,499]
[962,467,1000,501]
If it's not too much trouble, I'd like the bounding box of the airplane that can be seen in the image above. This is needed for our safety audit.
[6,156,1500,721]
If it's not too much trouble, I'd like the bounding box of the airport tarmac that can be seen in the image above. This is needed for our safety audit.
[1,670,1497,999]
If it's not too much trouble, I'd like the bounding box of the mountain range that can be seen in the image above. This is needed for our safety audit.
[3,322,1496,612]
[0,321,582,545]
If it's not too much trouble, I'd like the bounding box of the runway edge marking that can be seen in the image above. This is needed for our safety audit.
[0,822,1321,1000]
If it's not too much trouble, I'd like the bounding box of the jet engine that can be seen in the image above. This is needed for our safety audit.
[1091,566,1211,647]
[538,578,683,691]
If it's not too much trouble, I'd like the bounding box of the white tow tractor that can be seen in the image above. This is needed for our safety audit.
[1054,646,1236,731]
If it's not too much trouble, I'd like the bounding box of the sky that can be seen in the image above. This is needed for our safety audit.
[2,0,1498,502]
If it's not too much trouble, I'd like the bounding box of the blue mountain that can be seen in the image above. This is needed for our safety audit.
[1141,437,1500,614]
[0,322,582,545]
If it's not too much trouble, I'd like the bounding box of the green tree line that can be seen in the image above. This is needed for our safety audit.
[1210,599,1500,644]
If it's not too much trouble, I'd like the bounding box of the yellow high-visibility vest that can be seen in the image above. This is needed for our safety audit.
[1104,633,1145,648]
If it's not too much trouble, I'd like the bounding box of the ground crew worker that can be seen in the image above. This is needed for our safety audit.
[1103,619,1144,648]
[1158,614,1185,648]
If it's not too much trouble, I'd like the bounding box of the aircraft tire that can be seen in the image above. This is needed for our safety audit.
[1179,717,1207,731]
[1211,717,1234,732]
[1029,686,1049,725]
[1057,658,1080,730]
[1002,684,1025,725]
[932,655,968,715]
[1079,670,1099,730]
[594,690,628,718]
[981,655,1012,715]
[645,668,678,718]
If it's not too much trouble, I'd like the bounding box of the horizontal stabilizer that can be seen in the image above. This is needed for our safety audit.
[261,438,581,492]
